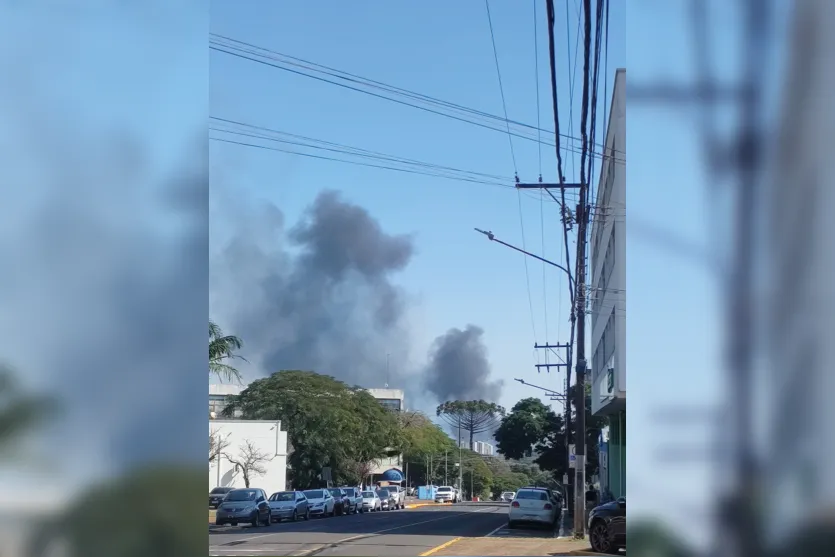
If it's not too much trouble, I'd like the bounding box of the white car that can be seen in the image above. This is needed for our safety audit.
[508,488,559,529]
[500,491,516,502]
[434,486,458,503]
[361,490,382,512]
[302,488,336,518]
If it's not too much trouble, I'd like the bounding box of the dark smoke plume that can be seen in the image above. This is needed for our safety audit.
[211,190,415,389]
[423,325,503,402]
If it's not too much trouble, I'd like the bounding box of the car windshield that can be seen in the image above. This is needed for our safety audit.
[515,490,548,500]
[328,489,343,497]
[269,492,294,502]
[210,487,232,494]
[304,490,325,499]
[377,487,391,494]
[362,491,376,498]
[226,490,259,501]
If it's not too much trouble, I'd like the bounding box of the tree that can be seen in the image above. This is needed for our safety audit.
[209,320,247,383]
[436,400,505,449]
[458,451,493,499]
[222,370,397,488]
[494,388,605,485]
[494,398,555,459]
[0,363,59,462]
[224,440,272,488]
[397,411,456,486]
[209,429,231,463]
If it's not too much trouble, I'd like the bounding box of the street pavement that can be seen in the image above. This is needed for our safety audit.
[209,503,509,556]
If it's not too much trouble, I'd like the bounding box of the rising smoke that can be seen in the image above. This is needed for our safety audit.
[423,325,503,403]
[212,190,504,406]
[211,190,414,389]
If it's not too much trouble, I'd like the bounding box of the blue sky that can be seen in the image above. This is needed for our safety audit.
[210,0,628,407]
[209,0,725,544]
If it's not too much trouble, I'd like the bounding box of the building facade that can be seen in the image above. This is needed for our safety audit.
[762,0,835,547]
[472,441,495,456]
[209,383,243,417]
[589,68,626,498]
[367,388,406,476]
[209,419,288,493]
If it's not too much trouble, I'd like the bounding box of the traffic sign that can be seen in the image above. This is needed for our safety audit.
[568,444,576,468]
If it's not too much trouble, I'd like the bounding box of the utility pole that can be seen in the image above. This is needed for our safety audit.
[572,185,590,538]
[534,342,572,487]
[445,451,448,485]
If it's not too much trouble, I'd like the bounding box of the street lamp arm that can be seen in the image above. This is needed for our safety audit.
[474,228,576,292]
[514,378,563,399]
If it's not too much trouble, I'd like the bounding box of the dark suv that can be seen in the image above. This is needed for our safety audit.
[588,497,626,554]
[327,488,354,515]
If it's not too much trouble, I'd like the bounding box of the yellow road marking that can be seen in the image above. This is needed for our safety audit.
[419,537,463,556]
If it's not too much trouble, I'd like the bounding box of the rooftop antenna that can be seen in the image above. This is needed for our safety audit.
[385,353,390,388]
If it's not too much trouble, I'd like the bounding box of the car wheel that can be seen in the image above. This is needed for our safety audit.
[230,521,237,526]
[251,514,260,528]
[589,520,612,554]
[263,512,270,527]
[292,510,298,522]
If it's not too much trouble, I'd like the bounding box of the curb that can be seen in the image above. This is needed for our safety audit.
[565,551,608,556]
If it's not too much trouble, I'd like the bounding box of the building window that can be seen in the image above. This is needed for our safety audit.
[377,398,402,412]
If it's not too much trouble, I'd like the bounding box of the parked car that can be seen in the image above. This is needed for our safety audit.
[434,486,457,503]
[378,485,405,509]
[375,487,397,510]
[303,488,336,518]
[588,497,626,554]
[327,488,351,515]
[500,491,516,503]
[508,488,559,530]
[268,490,310,522]
[341,487,364,513]
[521,486,562,508]
[209,486,234,509]
[361,489,382,512]
[215,488,271,527]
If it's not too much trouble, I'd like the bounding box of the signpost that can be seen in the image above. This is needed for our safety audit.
[568,444,576,468]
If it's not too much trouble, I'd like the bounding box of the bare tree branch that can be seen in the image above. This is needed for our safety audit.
[223,439,273,488]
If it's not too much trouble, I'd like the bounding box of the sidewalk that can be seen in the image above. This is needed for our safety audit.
[429,536,601,556]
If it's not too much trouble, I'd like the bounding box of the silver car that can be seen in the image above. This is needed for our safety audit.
[361,490,382,512]
[268,490,310,522]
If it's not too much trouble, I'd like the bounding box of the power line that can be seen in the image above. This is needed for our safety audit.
[209,34,626,164]
[483,0,518,176]
[210,117,513,183]
[209,136,514,189]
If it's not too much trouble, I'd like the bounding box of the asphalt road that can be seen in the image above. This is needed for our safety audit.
[209,504,513,556]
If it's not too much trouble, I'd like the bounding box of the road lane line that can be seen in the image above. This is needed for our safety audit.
[485,523,506,537]
[295,508,499,556]
[418,537,463,556]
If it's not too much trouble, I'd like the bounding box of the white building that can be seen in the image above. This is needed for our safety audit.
[472,441,495,456]
[589,68,626,498]
[763,0,835,547]
[209,419,288,493]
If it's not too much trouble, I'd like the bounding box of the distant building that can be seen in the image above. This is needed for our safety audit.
[367,388,406,476]
[209,383,243,417]
[589,68,626,499]
[472,441,495,456]
[366,388,405,412]
[210,419,288,492]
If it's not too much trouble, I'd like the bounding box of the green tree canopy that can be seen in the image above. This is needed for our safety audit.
[436,399,505,448]
[209,320,246,383]
[458,450,493,499]
[221,370,397,487]
[398,411,455,460]
[493,390,605,483]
